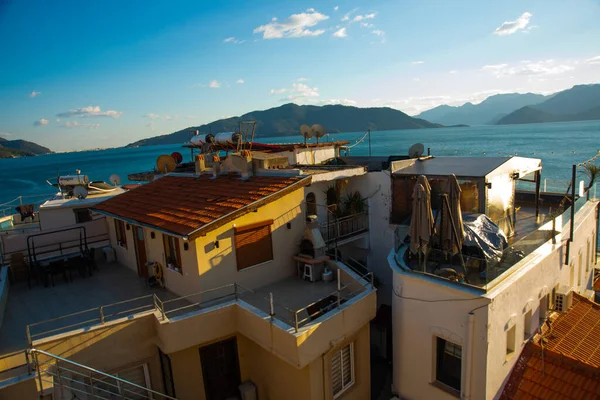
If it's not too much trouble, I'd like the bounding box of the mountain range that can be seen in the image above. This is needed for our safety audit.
[126,103,442,147]
[415,92,550,126]
[0,138,52,158]
[496,84,600,125]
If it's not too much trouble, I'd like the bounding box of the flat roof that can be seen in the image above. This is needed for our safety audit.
[92,173,310,238]
[392,156,541,179]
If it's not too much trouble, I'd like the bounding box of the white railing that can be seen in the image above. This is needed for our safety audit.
[319,211,369,243]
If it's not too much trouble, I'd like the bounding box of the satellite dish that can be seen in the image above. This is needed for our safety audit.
[408,143,425,158]
[109,174,121,186]
[73,186,88,199]
[311,124,327,138]
[300,124,314,139]
[171,152,183,164]
[156,155,176,174]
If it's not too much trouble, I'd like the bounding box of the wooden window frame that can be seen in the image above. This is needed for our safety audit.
[435,337,462,394]
[114,219,127,249]
[234,220,274,271]
[163,235,182,274]
[332,342,355,399]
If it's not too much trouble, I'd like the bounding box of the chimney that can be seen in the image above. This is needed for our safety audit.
[212,155,221,178]
[301,215,327,258]
[230,151,253,179]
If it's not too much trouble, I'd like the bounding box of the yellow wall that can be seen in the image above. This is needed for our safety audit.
[107,188,306,298]
[0,377,37,400]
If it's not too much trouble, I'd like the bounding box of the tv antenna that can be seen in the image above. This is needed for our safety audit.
[73,186,88,199]
[408,143,425,159]
[109,174,121,186]
[156,155,176,174]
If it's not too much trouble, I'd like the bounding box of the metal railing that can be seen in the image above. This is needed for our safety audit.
[29,348,177,400]
[25,283,254,346]
[264,269,374,333]
[319,211,369,243]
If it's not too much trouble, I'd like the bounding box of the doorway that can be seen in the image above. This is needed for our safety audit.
[200,337,241,400]
[134,226,147,277]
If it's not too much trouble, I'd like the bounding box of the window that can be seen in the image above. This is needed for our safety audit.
[506,325,516,359]
[578,251,583,288]
[234,220,274,270]
[114,219,127,248]
[524,310,533,340]
[436,337,461,392]
[540,294,550,323]
[163,235,182,273]
[332,343,354,398]
[570,264,575,287]
[159,349,176,398]
[74,208,92,223]
[306,192,317,217]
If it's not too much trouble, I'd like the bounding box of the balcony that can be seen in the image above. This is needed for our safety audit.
[319,211,369,244]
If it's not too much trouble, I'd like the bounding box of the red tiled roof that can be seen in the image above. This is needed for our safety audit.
[93,174,309,238]
[500,293,600,400]
[500,343,600,400]
[542,293,600,367]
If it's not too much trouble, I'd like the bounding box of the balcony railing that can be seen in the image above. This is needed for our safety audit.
[319,211,369,243]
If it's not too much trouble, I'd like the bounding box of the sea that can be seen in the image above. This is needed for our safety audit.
[1,120,599,213]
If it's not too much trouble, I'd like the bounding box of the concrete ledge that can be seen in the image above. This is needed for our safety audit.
[0,267,8,333]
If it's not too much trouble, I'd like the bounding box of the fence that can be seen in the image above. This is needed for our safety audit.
[319,211,369,243]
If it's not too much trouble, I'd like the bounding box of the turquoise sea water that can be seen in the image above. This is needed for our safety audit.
[1,120,599,212]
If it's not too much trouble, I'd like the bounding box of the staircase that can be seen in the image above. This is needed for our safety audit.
[29,348,177,400]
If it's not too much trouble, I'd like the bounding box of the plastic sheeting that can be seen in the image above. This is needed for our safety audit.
[462,213,508,263]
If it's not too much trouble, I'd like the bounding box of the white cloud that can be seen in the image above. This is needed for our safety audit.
[63,121,100,129]
[481,59,574,78]
[351,13,375,23]
[209,80,221,88]
[146,122,156,131]
[57,106,122,118]
[372,29,384,36]
[449,70,458,74]
[0,131,12,138]
[145,113,161,120]
[223,37,246,44]
[333,27,347,38]
[29,91,41,98]
[186,116,198,119]
[254,9,329,39]
[413,78,421,82]
[320,99,357,106]
[296,77,308,82]
[236,79,245,84]
[360,22,373,28]
[341,8,357,21]
[34,118,49,126]
[493,12,533,36]
[411,61,424,65]
[334,6,339,11]
[271,81,320,103]
[587,56,600,65]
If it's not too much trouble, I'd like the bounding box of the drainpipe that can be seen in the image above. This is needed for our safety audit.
[463,312,475,400]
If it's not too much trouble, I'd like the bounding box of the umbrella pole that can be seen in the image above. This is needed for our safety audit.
[443,195,467,276]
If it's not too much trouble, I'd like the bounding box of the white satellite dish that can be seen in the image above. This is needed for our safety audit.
[109,174,121,186]
[73,186,88,199]
[300,124,314,139]
[408,143,425,158]
[311,124,327,138]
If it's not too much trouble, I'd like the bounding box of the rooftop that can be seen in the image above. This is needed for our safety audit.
[93,174,310,238]
[392,156,541,179]
[500,293,600,400]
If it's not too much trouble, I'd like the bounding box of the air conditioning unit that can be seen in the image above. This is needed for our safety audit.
[555,285,573,312]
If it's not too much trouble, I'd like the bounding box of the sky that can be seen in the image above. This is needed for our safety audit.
[1,0,599,151]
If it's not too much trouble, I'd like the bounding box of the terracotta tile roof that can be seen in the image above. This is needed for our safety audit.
[500,343,600,400]
[93,174,309,238]
[500,293,600,400]
[541,293,600,367]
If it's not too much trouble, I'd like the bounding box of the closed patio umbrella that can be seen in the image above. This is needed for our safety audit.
[441,174,465,254]
[409,180,434,258]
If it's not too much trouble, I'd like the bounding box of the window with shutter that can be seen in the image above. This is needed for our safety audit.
[115,219,127,248]
[234,220,274,270]
[331,343,354,398]
[163,235,182,273]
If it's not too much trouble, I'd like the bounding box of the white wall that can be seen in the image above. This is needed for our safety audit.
[388,201,598,400]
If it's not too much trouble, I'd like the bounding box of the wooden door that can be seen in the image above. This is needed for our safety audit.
[134,226,147,277]
[200,337,241,400]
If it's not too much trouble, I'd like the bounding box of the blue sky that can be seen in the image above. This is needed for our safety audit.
[1,0,599,151]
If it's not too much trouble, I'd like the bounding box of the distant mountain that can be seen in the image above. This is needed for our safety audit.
[497,84,600,125]
[0,139,52,158]
[126,103,442,147]
[416,93,549,126]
